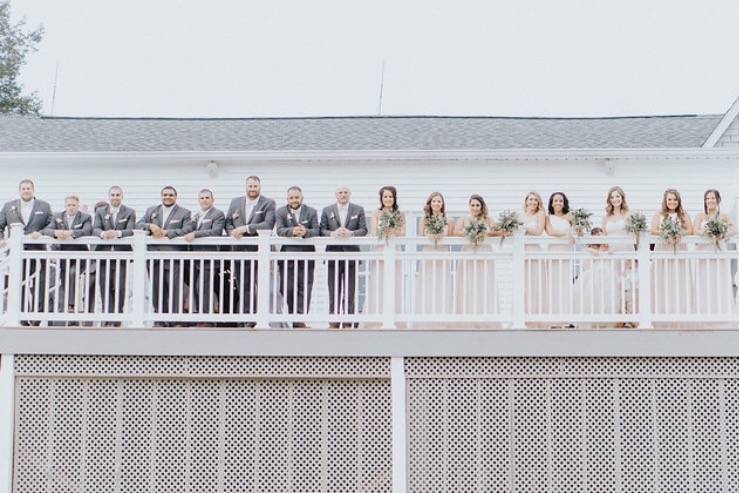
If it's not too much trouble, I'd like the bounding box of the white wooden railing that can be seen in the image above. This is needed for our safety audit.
[0,223,737,329]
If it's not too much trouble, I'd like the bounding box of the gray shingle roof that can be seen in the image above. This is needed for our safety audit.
[0,114,723,152]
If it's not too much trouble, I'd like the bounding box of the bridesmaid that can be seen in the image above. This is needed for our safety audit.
[650,188,693,316]
[453,195,498,323]
[692,189,736,316]
[602,186,636,322]
[520,192,547,321]
[365,186,406,319]
[544,192,574,326]
[416,192,454,317]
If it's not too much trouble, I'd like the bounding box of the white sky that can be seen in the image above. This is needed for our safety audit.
[11,0,739,118]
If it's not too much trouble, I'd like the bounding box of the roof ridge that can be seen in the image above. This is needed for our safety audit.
[33,114,723,122]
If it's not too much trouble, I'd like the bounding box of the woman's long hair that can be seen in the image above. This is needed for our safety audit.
[605,186,630,216]
[522,191,543,214]
[378,186,399,211]
[660,188,689,228]
[703,189,722,216]
[423,192,446,219]
[547,192,570,215]
[469,194,488,220]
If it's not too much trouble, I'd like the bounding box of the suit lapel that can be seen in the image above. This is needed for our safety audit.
[28,199,40,228]
[247,196,263,224]
[344,204,353,228]
[12,200,25,226]
[163,205,178,229]
[198,208,213,231]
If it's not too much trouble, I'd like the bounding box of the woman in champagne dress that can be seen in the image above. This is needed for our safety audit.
[520,192,547,323]
[364,186,406,323]
[453,195,499,324]
[692,189,736,318]
[545,192,574,327]
[650,189,693,318]
[602,186,637,323]
[416,192,453,318]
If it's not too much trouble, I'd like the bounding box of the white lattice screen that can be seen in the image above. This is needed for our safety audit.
[12,356,392,493]
[406,357,739,493]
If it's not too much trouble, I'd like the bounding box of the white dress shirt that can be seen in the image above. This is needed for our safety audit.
[197,207,212,229]
[161,204,174,226]
[337,204,348,226]
[110,206,120,224]
[20,199,34,224]
[244,197,259,233]
[65,214,76,229]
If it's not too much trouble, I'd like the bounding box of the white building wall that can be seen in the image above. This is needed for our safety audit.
[0,156,738,225]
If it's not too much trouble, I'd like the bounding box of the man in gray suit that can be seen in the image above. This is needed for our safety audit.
[92,186,136,323]
[225,176,276,326]
[182,188,225,318]
[0,179,53,322]
[42,195,93,317]
[275,186,320,328]
[136,186,191,323]
[320,186,368,328]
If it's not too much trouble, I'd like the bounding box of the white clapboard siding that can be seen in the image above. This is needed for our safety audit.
[1,157,737,223]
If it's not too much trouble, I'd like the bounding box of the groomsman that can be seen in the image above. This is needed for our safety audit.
[275,186,319,328]
[182,188,225,318]
[42,195,93,316]
[0,179,53,321]
[137,186,191,323]
[92,186,136,323]
[225,176,276,326]
[320,186,367,328]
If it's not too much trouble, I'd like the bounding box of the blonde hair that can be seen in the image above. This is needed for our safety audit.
[605,186,629,216]
[64,195,80,203]
[522,191,543,214]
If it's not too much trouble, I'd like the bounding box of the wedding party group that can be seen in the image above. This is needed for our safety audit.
[0,177,736,328]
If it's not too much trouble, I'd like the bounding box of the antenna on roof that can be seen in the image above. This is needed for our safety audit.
[50,62,60,116]
[377,60,386,115]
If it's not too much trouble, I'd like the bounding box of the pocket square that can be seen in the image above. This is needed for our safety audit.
[170,219,181,223]
[118,217,127,223]
[35,211,44,215]
[255,210,264,215]
[301,220,309,224]
[350,214,358,220]
[202,219,212,223]
[74,224,83,229]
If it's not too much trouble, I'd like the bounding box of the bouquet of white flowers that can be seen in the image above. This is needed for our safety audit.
[464,218,488,248]
[425,214,447,247]
[703,216,730,251]
[570,208,592,237]
[659,215,682,254]
[378,210,404,243]
[624,211,648,246]
[494,209,523,245]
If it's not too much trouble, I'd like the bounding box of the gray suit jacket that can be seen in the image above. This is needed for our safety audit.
[0,198,53,241]
[319,202,368,252]
[225,195,276,251]
[224,195,276,236]
[93,204,136,238]
[275,205,320,252]
[136,204,192,251]
[182,207,226,251]
[93,204,136,251]
[42,211,93,251]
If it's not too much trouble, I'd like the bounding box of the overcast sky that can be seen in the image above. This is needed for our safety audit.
[10,0,739,118]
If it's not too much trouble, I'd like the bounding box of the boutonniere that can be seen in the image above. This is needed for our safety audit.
[232,212,240,219]
[55,218,63,223]
[151,213,157,220]
[105,214,111,220]
[10,206,16,212]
